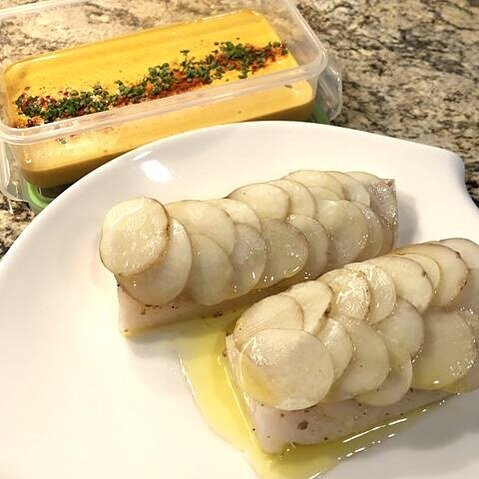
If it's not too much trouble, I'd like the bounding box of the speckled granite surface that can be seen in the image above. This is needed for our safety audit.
[0,0,478,258]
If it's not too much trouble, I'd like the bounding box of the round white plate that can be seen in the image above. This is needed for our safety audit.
[1,122,478,479]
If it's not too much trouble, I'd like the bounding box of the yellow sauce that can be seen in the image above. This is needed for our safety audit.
[4,10,314,187]
[154,312,438,478]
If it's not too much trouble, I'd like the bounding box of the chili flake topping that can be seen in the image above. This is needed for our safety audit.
[14,41,288,127]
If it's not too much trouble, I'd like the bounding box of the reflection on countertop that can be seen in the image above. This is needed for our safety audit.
[0,0,478,258]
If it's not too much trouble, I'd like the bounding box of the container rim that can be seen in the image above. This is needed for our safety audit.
[0,0,327,144]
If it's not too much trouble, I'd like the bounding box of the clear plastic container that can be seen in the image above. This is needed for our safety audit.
[0,0,342,210]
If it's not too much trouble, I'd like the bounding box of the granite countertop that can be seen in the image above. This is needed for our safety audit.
[0,0,478,258]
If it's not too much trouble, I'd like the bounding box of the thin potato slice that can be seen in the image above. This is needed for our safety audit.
[315,200,369,268]
[230,224,267,297]
[320,268,370,319]
[316,318,353,379]
[441,238,479,268]
[284,281,333,334]
[354,203,384,261]
[166,200,236,255]
[239,329,335,410]
[375,298,425,357]
[396,243,468,307]
[229,183,289,220]
[100,197,169,276]
[412,308,476,390]
[285,170,345,199]
[208,198,261,232]
[395,253,441,290]
[258,219,309,288]
[327,171,370,205]
[368,256,433,312]
[445,311,479,393]
[287,214,329,280]
[450,268,479,313]
[357,339,412,407]
[185,234,234,305]
[234,295,303,348]
[118,219,191,305]
[269,179,316,217]
[308,186,343,202]
[345,262,396,323]
[326,316,390,398]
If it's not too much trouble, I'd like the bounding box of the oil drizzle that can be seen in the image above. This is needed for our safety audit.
[159,312,438,478]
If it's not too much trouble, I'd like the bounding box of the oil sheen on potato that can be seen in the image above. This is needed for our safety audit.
[152,312,435,479]
[4,10,314,188]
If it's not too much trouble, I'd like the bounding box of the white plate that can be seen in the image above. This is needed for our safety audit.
[1,122,478,479]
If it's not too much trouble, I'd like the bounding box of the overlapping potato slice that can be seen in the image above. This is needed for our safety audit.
[396,243,468,307]
[315,200,369,268]
[258,219,309,288]
[285,170,345,199]
[284,281,333,334]
[368,256,433,312]
[327,171,370,205]
[230,224,267,296]
[345,262,396,323]
[320,268,370,319]
[269,179,316,217]
[207,198,261,232]
[395,253,441,290]
[326,316,390,398]
[316,318,353,379]
[239,329,335,410]
[185,234,235,305]
[229,183,290,220]
[308,186,343,202]
[375,298,425,356]
[441,238,479,268]
[166,200,236,255]
[287,214,329,280]
[412,308,476,390]
[118,219,192,305]
[354,203,384,261]
[234,294,303,348]
[100,197,169,276]
[356,338,412,407]
[450,268,479,312]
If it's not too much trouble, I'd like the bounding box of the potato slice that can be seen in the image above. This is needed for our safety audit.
[395,253,441,290]
[441,238,479,268]
[396,243,468,307]
[284,281,333,334]
[327,171,370,205]
[308,186,343,202]
[354,203,384,261]
[326,316,390,398]
[320,268,370,319]
[287,214,329,280]
[375,298,425,357]
[411,308,476,390]
[316,318,353,379]
[100,197,169,276]
[357,339,412,406]
[229,183,289,220]
[239,329,335,410]
[269,179,316,217]
[315,200,369,268]
[450,268,479,313]
[258,219,309,288]
[285,170,345,199]
[345,262,396,323]
[230,224,267,297]
[166,200,236,255]
[348,172,397,254]
[368,256,433,312]
[234,295,303,348]
[185,234,234,305]
[445,311,479,393]
[208,198,261,232]
[118,219,191,305]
